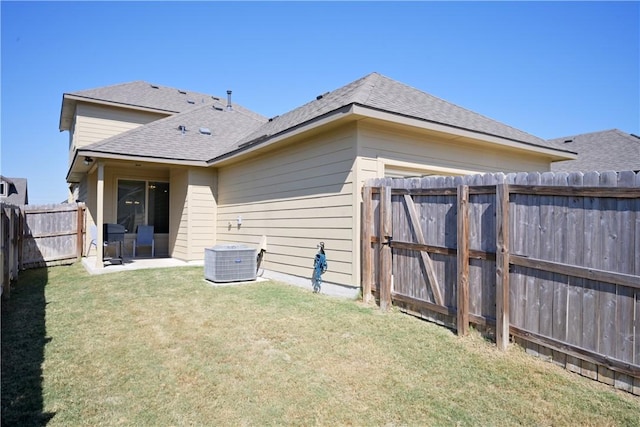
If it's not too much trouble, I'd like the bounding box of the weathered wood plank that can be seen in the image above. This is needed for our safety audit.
[510,172,528,350]
[403,194,444,306]
[457,185,470,336]
[524,172,541,357]
[481,173,498,322]
[537,172,555,361]
[496,182,510,350]
[468,174,484,318]
[614,171,636,392]
[565,171,584,374]
[379,186,392,311]
[579,171,600,380]
[597,171,619,386]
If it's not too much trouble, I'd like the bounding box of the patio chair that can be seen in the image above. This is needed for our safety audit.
[133,225,155,258]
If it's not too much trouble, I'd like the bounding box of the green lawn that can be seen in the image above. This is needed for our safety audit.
[2,263,639,426]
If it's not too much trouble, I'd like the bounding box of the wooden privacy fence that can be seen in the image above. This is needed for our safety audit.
[362,170,640,395]
[1,203,85,298]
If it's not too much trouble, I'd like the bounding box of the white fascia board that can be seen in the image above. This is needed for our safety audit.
[351,104,577,161]
[79,151,207,167]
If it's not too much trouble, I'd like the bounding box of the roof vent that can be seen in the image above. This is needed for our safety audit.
[316,91,329,100]
[187,99,195,104]
[199,127,211,135]
[150,84,159,89]
[211,96,220,101]
[268,115,279,122]
[178,90,187,95]
[178,125,187,134]
[564,139,573,143]
[213,106,223,111]
[226,90,233,111]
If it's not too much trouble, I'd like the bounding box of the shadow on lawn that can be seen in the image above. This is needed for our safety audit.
[1,267,55,426]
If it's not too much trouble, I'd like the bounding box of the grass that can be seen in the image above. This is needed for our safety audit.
[2,264,639,426]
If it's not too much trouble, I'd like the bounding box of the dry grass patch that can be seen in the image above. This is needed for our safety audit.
[2,263,639,426]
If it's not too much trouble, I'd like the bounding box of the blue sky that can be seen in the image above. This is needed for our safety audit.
[1,1,638,204]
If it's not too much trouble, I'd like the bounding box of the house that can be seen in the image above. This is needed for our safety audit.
[60,72,574,289]
[0,176,29,206]
[548,129,640,173]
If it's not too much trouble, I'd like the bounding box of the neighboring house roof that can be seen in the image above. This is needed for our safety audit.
[0,176,28,205]
[548,129,640,172]
[233,72,560,152]
[70,72,574,178]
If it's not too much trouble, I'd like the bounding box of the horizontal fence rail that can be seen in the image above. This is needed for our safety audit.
[362,170,640,395]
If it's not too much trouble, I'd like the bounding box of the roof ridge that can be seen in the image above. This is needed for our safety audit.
[548,128,629,142]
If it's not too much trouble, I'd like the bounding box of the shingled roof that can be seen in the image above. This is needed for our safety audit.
[74,72,571,170]
[232,72,557,151]
[66,81,218,113]
[81,100,267,162]
[549,129,640,172]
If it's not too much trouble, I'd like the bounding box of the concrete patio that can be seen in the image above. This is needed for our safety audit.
[82,256,203,275]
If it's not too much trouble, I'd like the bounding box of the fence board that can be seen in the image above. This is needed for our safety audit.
[457,185,469,336]
[510,172,528,349]
[566,171,584,373]
[597,171,618,385]
[524,172,542,357]
[550,172,569,366]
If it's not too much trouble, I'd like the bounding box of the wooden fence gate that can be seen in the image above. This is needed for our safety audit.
[362,171,640,395]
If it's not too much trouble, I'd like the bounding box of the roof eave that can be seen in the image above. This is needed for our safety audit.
[66,149,209,183]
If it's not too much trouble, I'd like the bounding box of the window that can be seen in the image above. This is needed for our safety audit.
[117,180,169,233]
[0,181,6,197]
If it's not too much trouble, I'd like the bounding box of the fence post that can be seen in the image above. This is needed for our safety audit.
[76,204,84,261]
[362,186,373,303]
[379,186,392,311]
[496,183,510,350]
[457,185,470,336]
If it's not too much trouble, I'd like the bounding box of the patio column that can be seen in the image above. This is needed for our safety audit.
[95,161,105,269]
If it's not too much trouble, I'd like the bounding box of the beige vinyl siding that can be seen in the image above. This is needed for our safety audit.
[357,121,551,174]
[72,103,168,151]
[217,124,358,287]
[186,168,217,260]
[170,168,189,260]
